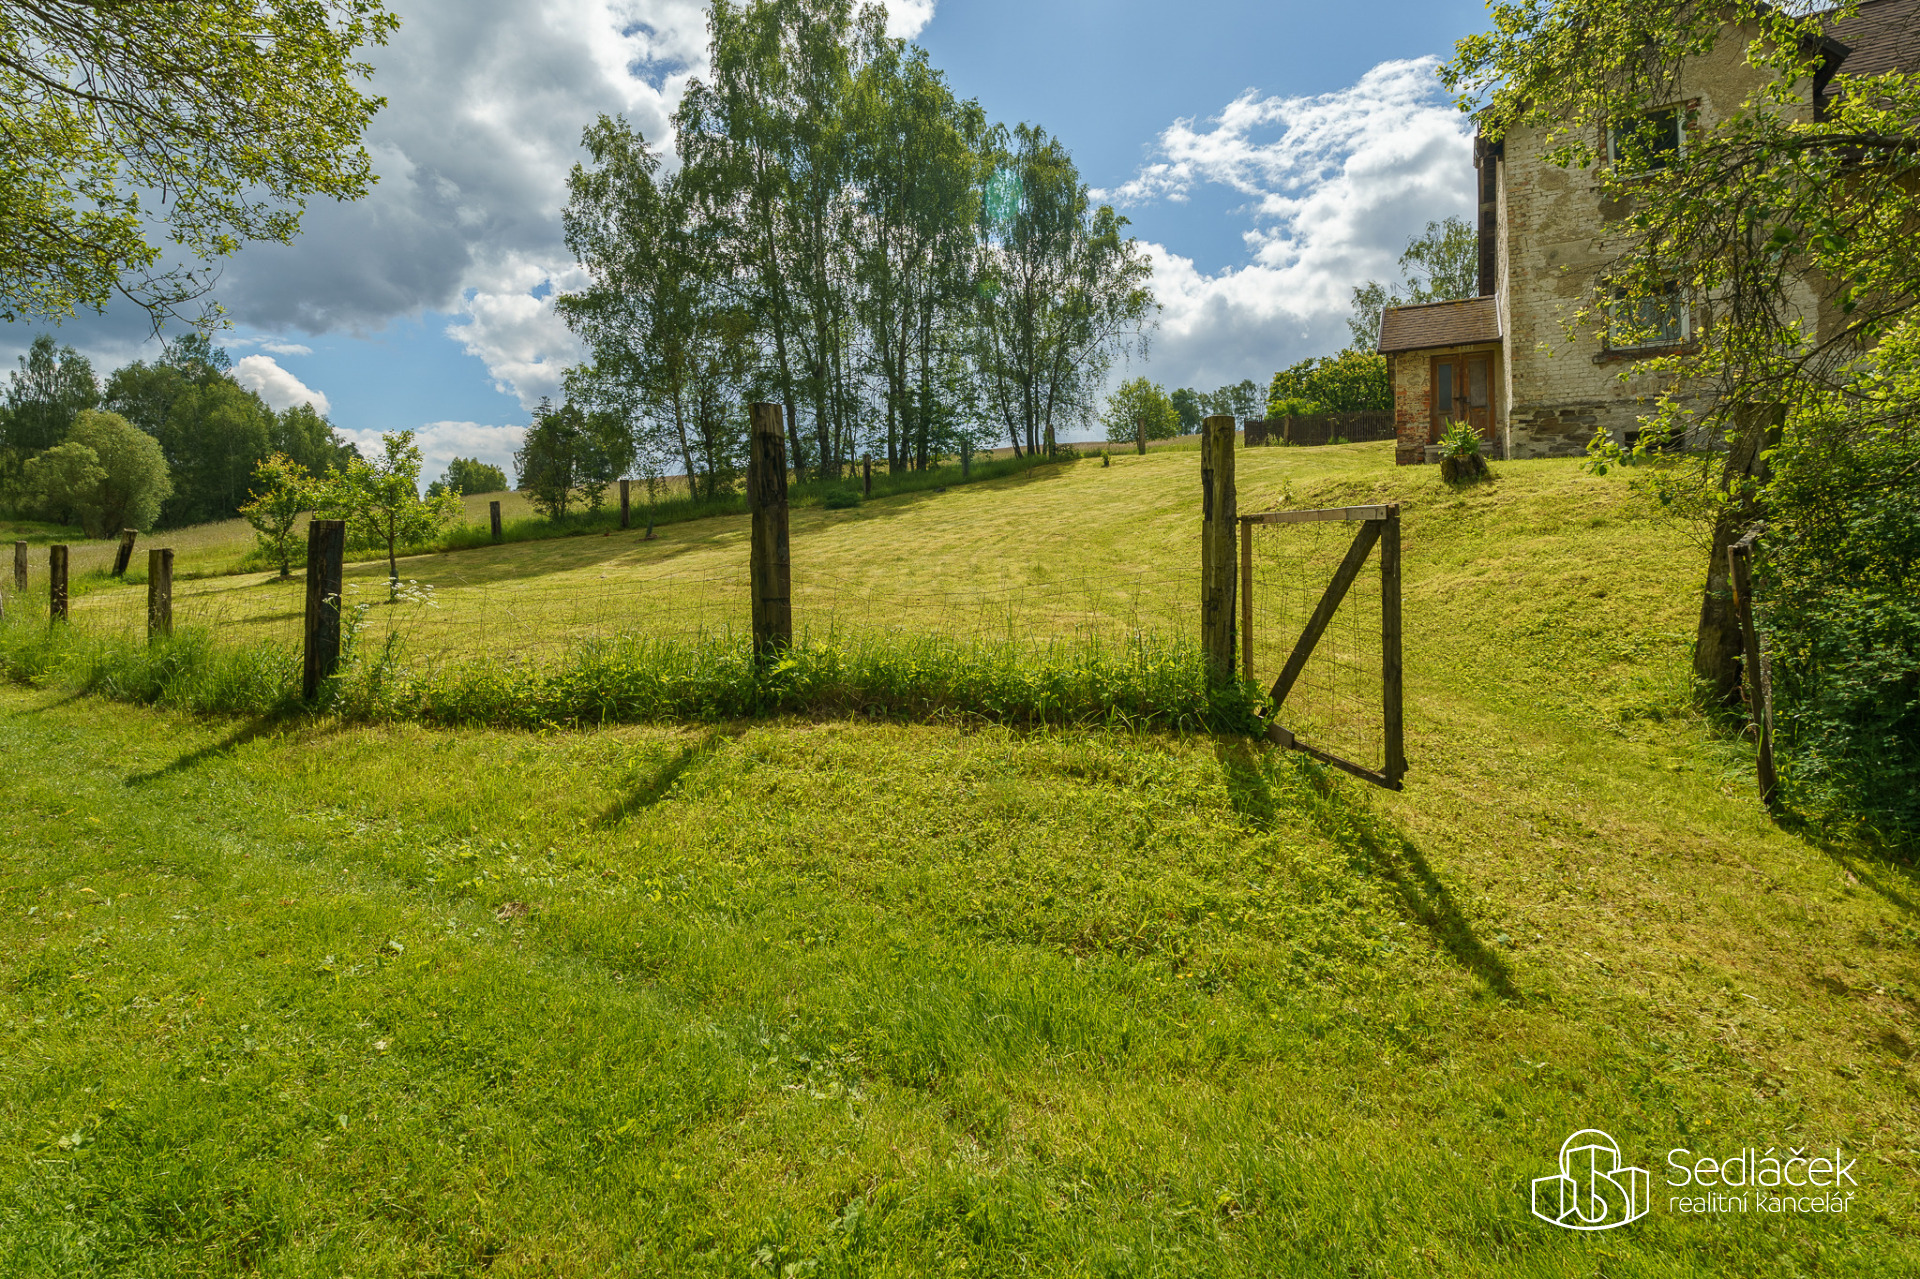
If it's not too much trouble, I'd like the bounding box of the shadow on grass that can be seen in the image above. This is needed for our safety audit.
[595,726,746,827]
[124,714,339,786]
[1216,740,1520,1002]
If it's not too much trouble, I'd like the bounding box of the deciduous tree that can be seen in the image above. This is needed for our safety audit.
[24,409,172,536]
[321,430,459,600]
[240,452,313,577]
[0,0,399,326]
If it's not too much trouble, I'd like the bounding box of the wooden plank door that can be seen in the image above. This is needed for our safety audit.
[1429,353,1493,443]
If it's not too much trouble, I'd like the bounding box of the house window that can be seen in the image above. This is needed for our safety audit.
[1607,107,1684,171]
[1607,285,1690,350]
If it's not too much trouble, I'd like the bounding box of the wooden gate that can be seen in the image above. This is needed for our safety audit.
[1240,504,1405,790]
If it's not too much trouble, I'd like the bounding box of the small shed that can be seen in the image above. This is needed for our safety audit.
[1377,297,1504,465]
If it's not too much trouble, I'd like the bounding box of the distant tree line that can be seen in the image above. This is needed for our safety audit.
[0,333,358,532]
[549,0,1156,498]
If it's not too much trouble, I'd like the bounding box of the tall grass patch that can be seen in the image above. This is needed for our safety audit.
[0,606,1258,733]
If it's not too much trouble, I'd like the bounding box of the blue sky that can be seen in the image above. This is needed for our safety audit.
[3,0,1491,477]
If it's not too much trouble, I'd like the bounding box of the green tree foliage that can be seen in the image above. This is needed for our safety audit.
[560,120,754,502]
[0,0,398,326]
[1757,323,1920,838]
[0,334,98,503]
[974,123,1156,457]
[429,457,509,498]
[103,334,354,526]
[513,400,635,518]
[239,452,313,577]
[23,409,172,536]
[1346,217,1478,350]
[1446,0,1920,820]
[1169,387,1204,435]
[1265,350,1390,416]
[564,2,1152,479]
[319,430,460,600]
[1101,378,1181,444]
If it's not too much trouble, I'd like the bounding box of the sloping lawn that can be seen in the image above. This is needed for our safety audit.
[0,444,1913,1274]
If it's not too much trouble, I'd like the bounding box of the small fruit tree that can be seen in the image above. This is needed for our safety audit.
[239,453,318,577]
[321,431,462,600]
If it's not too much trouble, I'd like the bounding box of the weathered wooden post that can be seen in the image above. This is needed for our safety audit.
[961,442,971,479]
[489,500,503,543]
[1240,515,1254,680]
[302,519,347,701]
[1381,505,1406,786]
[1728,528,1778,808]
[111,529,138,578]
[48,545,69,623]
[1200,416,1237,680]
[863,454,872,498]
[747,402,792,657]
[13,540,27,592]
[1136,415,1147,456]
[147,548,173,643]
[619,479,631,530]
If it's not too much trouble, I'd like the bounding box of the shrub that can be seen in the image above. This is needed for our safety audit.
[23,409,172,535]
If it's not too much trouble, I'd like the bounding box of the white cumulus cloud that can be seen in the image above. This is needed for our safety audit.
[231,354,332,415]
[213,0,938,410]
[335,420,528,487]
[1099,58,1475,394]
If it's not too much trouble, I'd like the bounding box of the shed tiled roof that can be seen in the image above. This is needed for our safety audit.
[1826,0,1920,83]
[1376,296,1501,354]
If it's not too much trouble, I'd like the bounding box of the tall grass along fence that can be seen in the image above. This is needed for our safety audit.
[0,411,1370,748]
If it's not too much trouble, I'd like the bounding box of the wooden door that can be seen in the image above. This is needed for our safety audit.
[1430,353,1493,443]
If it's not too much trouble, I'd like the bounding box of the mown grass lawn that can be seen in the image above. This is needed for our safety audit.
[1,444,1915,1275]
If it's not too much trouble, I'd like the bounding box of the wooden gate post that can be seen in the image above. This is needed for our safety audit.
[863,454,872,497]
[147,548,173,642]
[747,402,792,657]
[1240,517,1254,680]
[1381,506,1406,786]
[12,540,25,592]
[48,545,68,623]
[1200,415,1237,680]
[961,442,971,479]
[112,529,137,578]
[619,479,631,530]
[1136,416,1147,456]
[302,519,347,700]
[489,500,503,542]
[1728,528,1777,808]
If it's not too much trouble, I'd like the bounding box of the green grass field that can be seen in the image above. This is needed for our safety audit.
[1,442,1914,1275]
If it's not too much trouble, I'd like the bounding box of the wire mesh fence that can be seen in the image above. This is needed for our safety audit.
[1243,515,1387,776]
[12,534,1203,671]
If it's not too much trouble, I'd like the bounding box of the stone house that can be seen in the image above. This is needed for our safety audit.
[1379,0,1920,465]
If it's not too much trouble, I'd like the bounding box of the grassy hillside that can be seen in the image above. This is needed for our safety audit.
[0,443,1914,1275]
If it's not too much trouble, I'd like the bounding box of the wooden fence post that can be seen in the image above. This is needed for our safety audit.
[1381,505,1406,786]
[961,442,971,479]
[489,500,503,543]
[14,540,27,592]
[48,545,68,623]
[302,519,346,701]
[619,479,631,530]
[863,454,872,497]
[1136,416,1147,456]
[147,548,173,642]
[747,402,792,657]
[111,529,137,578]
[1728,528,1778,808]
[1240,516,1254,680]
[1200,415,1237,680]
